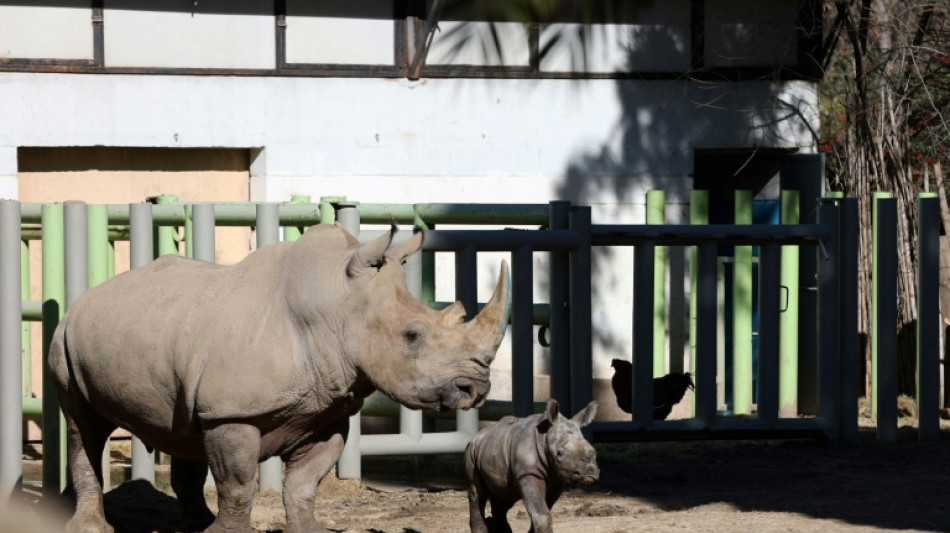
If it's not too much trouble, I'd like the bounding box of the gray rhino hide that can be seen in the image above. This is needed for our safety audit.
[50,223,510,533]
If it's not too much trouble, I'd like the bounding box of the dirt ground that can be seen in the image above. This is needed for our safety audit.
[8,398,950,533]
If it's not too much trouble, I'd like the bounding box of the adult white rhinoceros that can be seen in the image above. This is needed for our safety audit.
[49,223,510,533]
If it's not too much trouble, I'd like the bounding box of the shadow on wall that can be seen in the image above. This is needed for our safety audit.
[549,24,817,375]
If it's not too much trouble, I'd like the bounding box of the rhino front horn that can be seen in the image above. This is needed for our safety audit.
[471,260,511,346]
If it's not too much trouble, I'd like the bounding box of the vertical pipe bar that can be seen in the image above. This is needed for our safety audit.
[412,205,436,305]
[184,205,194,258]
[689,190,708,416]
[817,202,840,436]
[192,204,216,263]
[511,245,534,417]
[283,194,311,242]
[788,155,825,416]
[695,242,718,427]
[454,245,480,434]
[64,202,89,308]
[336,204,361,480]
[779,190,800,417]
[917,194,939,441]
[733,190,753,415]
[646,190,666,377]
[87,205,110,288]
[190,203,217,488]
[41,203,65,495]
[65,202,90,485]
[65,202,90,486]
[632,242,655,425]
[151,195,179,257]
[21,239,31,398]
[87,205,111,491]
[0,200,23,504]
[402,228,426,441]
[129,203,156,482]
[547,201,572,408]
[757,243,780,426]
[256,203,283,494]
[839,198,859,443]
[569,206,593,416]
[319,196,344,225]
[874,195,898,443]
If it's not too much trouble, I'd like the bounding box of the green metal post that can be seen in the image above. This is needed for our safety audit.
[152,195,179,257]
[689,190,709,415]
[41,204,66,495]
[319,196,345,225]
[21,240,31,398]
[647,190,666,377]
[413,206,436,304]
[284,195,312,241]
[733,190,753,415]
[779,190,800,417]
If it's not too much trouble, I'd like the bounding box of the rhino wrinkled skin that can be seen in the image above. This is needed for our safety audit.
[49,224,511,533]
[465,399,599,533]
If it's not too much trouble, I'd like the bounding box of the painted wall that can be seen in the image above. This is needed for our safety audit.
[0,71,817,412]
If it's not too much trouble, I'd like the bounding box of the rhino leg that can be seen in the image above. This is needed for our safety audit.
[203,423,260,533]
[281,420,347,533]
[63,411,116,533]
[466,477,489,533]
[517,477,553,533]
[486,496,514,533]
[171,457,214,532]
[51,330,116,533]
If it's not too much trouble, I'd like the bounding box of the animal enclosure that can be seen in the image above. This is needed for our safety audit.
[0,193,943,503]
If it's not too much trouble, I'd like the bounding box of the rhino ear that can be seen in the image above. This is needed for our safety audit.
[347,225,396,278]
[543,399,560,424]
[385,226,424,264]
[571,401,598,427]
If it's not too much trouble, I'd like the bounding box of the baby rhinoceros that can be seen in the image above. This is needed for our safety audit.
[464,399,599,533]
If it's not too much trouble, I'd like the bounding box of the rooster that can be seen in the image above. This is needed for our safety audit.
[609,359,694,420]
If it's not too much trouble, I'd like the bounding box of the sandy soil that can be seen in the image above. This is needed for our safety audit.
[9,398,950,533]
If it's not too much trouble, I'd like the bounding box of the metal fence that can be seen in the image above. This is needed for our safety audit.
[0,193,943,502]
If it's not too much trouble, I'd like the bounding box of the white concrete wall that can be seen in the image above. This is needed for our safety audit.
[104,0,275,69]
[0,71,817,401]
[541,0,691,73]
[0,2,93,60]
[286,0,395,65]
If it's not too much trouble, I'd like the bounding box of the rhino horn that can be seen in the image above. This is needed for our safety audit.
[469,260,511,348]
[346,224,396,278]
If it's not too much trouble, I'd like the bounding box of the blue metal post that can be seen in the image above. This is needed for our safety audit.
[547,201,572,409]
[632,242,655,425]
[818,202,840,436]
[874,196,898,443]
[757,243,780,426]
[569,206,592,416]
[839,198,859,443]
[917,194,939,441]
[511,245,534,417]
[695,242,718,427]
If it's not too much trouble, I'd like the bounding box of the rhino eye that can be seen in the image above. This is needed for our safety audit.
[404,325,424,345]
